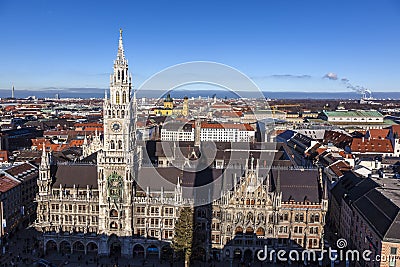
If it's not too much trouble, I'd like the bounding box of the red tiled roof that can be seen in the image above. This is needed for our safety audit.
[74,122,103,128]
[0,174,20,192]
[221,111,243,117]
[339,151,354,159]
[0,150,8,162]
[200,122,254,131]
[316,147,328,155]
[392,125,400,137]
[69,139,84,147]
[367,129,390,139]
[5,162,37,177]
[351,138,394,153]
[329,161,352,177]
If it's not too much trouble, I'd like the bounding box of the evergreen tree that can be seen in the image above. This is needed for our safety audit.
[172,206,194,267]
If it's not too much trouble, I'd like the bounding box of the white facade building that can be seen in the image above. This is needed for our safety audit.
[200,122,255,142]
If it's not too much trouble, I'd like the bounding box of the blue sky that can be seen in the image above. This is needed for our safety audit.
[0,0,399,93]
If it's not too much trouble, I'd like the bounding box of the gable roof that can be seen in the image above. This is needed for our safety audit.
[353,187,400,241]
[269,168,321,203]
[367,129,390,140]
[351,138,394,153]
[53,164,98,188]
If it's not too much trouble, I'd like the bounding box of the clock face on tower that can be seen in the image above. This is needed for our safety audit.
[111,121,122,132]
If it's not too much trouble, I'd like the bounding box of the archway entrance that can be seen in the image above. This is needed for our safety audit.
[233,248,242,262]
[110,241,121,256]
[87,242,98,254]
[60,241,71,255]
[161,245,173,262]
[133,244,145,259]
[45,240,57,254]
[244,249,253,262]
[73,241,85,254]
[146,245,159,259]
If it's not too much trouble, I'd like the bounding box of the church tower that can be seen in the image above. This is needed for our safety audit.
[97,29,136,256]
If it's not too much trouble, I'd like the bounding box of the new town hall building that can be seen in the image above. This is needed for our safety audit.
[34,30,328,262]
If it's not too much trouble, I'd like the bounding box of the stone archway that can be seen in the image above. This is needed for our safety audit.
[146,245,159,259]
[45,240,57,254]
[108,235,122,257]
[133,244,145,259]
[244,249,253,262]
[110,241,121,256]
[86,242,98,254]
[73,241,85,254]
[161,245,173,262]
[233,248,242,262]
[59,240,71,254]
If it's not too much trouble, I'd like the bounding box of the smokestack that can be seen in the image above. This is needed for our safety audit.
[11,85,15,99]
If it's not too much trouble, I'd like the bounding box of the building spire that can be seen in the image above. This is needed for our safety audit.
[116,28,125,63]
[40,142,49,169]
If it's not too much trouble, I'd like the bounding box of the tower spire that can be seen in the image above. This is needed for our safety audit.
[117,28,125,62]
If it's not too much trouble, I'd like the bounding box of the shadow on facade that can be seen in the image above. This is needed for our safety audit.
[218,235,323,265]
[41,232,175,264]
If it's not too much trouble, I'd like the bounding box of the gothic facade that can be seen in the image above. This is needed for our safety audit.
[35,30,328,262]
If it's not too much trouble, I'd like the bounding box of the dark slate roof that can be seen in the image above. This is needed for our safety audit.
[330,171,363,204]
[385,213,400,242]
[137,166,246,200]
[269,168,321,203]
[162,122,193,131]
[276,130,296,143]
[79,151,98,164]
[353,188,400,240]
[53,164,98,188]
[344,177,379,204]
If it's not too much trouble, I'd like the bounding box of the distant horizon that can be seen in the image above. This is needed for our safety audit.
[2,88,400,100]
[1,1,400,92]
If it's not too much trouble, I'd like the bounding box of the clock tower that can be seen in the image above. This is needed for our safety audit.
[97,29,136,256]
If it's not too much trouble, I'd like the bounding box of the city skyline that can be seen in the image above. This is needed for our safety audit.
[0,0,400,93]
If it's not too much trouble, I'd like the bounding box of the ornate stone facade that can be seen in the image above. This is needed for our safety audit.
[35,30,328,263]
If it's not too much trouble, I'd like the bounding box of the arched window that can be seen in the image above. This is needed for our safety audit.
[235,226,243,235]
[110,209,118,218]
[121,110,125,118]
[256,227,265,236]
[118,140,122,149]
[122,70,124,81]
[122,91,126,104]
[110,221,118,229]
[116,92,120,104]
[117,70,120,80]
[110,140,115,149]
[245,227,254,234]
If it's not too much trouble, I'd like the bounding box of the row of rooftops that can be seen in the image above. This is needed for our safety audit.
[331,171,400,242]
[278,125,399,155]
[0,162,38,193]
[49,163,323,204]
